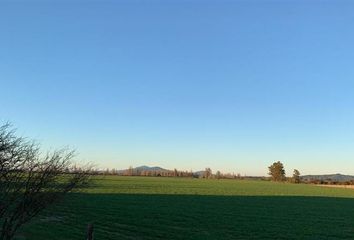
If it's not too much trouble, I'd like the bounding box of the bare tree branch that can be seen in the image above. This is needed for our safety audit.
[0,123,91,240]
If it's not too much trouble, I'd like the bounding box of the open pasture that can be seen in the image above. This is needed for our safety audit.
[17,177,354,239]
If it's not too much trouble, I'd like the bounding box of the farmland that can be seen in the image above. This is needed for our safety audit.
[17,177,354,239]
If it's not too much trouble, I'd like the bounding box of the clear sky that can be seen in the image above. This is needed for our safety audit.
[1,0,354,176]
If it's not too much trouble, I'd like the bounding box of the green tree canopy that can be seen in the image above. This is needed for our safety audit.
[268,161,286,182]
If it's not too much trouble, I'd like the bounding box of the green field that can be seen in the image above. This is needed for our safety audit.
[17,177,354,239]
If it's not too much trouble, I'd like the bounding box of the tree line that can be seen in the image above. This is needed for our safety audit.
[97,166,245,179]
[268,161,301,183]
[99,163,296,182]
[89,161,352,186]
[268,161,354,185]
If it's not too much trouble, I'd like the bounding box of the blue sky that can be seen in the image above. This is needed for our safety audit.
[1,1,354,175]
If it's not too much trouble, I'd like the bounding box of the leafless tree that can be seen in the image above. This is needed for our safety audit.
[204,168,212,179]
[215,171,222,179]
[0,123,91,240]
[125,166,133,176]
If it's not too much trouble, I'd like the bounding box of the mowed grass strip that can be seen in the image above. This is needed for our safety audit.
[17,176,354,240]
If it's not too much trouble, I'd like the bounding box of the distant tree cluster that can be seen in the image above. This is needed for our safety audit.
[302,178,354,185]
[123,167,194,177]
[268,161,301,184]
[97,166,244,180]
[91,162,306,185]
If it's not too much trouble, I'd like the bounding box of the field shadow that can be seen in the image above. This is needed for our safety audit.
[19,193,354,240]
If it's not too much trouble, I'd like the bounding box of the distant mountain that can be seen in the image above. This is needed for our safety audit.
[301,174,354,182]
[117,165,169,173]
[194,170,206,177]
[134,165,168,171]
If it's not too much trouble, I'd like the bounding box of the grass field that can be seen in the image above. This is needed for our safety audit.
[17,177,354,240]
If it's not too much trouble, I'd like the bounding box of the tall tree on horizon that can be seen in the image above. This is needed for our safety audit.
[293,169,301,183]
[268,161,286,182]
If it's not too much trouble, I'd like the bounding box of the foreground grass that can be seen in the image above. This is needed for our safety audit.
[17,177,354,239]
